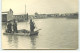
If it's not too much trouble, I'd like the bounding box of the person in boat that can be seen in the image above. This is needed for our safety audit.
[6,21,12,33]
[13,19,18,33]
[30,19,35,32]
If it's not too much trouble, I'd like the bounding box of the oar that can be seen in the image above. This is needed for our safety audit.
[36,29,42,31]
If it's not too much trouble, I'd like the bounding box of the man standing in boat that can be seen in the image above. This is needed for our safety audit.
[30,19,35,32]
[13,19,18,33]
[6,21,12,33]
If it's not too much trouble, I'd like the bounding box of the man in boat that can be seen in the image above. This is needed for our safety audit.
[13,19,18,33]
[6,21,12,33]
[30,19,35,32]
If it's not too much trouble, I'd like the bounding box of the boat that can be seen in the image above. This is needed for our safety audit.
[3,29,39,36]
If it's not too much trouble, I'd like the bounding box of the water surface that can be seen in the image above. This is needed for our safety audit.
[2,18,78,49]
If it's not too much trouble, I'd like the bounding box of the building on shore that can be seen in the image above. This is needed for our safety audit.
[13,14,28,22]
[34,12,47,19]
[34,12,78,19]
[2,9,28,22]
[2,9,13,22]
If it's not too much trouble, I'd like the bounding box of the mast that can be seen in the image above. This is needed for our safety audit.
[25,4,26,14]
[25,4,28,21]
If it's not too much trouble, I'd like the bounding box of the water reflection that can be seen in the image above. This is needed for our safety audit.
[8,35,18,49]
[8,35,12,46]
[30,35,38,49]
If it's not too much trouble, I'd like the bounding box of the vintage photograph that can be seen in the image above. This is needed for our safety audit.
[2,0,78,49]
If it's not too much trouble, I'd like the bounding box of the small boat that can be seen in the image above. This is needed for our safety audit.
[3,18,40,36]
[3,29,39,36]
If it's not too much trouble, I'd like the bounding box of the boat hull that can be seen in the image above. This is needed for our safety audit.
[3,31,38,36]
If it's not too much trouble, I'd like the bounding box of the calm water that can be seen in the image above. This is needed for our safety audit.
[2,18,78,49]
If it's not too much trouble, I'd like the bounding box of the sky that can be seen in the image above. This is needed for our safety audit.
[2,0,78,15]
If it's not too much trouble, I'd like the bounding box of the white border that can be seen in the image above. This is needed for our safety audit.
[0,0,80,53]
[0,0,1,51]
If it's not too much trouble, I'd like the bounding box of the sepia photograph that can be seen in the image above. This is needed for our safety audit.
[2,0,78,49]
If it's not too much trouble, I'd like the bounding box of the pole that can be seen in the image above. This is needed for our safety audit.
[25,4,26,14]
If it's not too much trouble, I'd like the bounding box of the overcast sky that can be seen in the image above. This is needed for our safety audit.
[2,0,78,15]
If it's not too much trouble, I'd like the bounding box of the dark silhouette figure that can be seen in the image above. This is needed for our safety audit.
[13,19,18,33]
[30,19,35,32]
[6,21,12,33]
